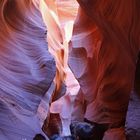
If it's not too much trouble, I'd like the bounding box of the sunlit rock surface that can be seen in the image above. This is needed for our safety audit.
[0,1,56,140]
[1,0,140,140]
[40,0,80,137]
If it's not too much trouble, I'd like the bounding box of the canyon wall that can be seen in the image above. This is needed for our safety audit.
[0,1,56,139]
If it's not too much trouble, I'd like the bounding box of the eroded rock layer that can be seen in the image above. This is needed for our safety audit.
[0,1,56,139]
[69,0,140,139]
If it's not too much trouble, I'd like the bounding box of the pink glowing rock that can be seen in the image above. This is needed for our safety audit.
[41,0,80,137]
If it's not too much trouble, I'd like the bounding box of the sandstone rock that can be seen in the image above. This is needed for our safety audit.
[0,1,56,139]
[41,0,80,137]
[69,1,140,140]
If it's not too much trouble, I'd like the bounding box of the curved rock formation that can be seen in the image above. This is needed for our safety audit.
[40,0,80,137]
[1,0,140,140]
[0,0,56,139]
[69,0,140,139]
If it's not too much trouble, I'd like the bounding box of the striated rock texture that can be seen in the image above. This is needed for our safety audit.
[0,0,56,140]
[1,1,140,140]
[69,0,140,139]
[40,0,80,137]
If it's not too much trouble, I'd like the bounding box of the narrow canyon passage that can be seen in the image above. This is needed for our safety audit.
[0,0,140,140]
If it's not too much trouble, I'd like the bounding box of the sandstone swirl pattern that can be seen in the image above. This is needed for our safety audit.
[0,1,56,140]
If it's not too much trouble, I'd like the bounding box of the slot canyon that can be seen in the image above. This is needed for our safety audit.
[0,0,140,140]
